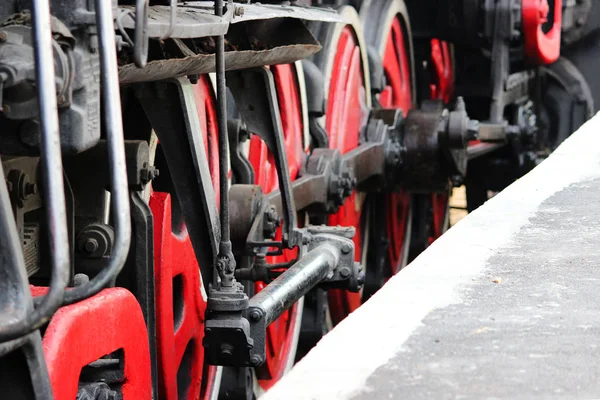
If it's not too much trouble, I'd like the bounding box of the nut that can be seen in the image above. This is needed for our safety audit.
[339,267,351,278]
[250,354,263,366]
[249,309,262,322]
[341,243,352,254]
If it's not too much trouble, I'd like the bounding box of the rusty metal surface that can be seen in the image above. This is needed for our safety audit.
[119,20,321,84]
[118,1,344,40]
[226,2,344,24]
[119,4,229,39]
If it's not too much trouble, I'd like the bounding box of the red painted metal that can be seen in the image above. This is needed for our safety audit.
[430,192,448,243]
[151,192,209,400]
[428,39,453,243]
[150,76,220,400]
[325,26,368,324]
[248,64,304,389]
[42,287,153,400]
[523,0,562,65]
[430,39,454,104]
[380,17,413,273]
[193,75,221,201]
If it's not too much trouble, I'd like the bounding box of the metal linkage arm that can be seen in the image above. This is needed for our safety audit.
[227,68,300,248]
[204,226,361,367]
[248,243,339,328]
[208,81,479,371]
[135,77,220,289]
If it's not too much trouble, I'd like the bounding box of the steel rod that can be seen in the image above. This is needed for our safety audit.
[214,0,235,286]
[133,0,149,67]
[0,0,70,342]
[249,243,339,326]
[63,0,131,305]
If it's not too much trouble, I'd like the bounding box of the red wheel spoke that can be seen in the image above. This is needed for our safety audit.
[384,18,413,111]
[42,288,153,399]
[325,26,368,323]
[428,39,453,243]
[376,14,413,276]
[152,76,219,400]
[249,64,304,390]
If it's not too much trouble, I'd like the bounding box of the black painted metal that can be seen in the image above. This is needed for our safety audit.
[244,243,340,367]
[0,0,70,343]
[0,158,53,398]
[62,0,131,306]
[133,0,149,68]
[135,78,220,290]
[204,222,361,367]
[489,0,516,123]
[248,244,338,327]
[228,119,255,185]
[226,68,300,249]
[0,332,53,400]
[214,0,238,288]
[127,191,159,399]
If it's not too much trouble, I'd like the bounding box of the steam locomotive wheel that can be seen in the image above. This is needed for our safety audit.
[428,39,452,244]
[408,39,453,259]
[310,6,372,324]
[360,0,415,300]
[148,75,221,400]
[247,63,307,393]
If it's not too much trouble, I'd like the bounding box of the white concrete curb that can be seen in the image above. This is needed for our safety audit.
[262,113,600,400]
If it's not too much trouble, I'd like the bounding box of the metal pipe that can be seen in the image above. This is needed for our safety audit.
[214,0,235,286]
[160,0,177,40]
[63,0,131,305]
[133,0,149,67]
[215,0,229,244]
[489,0,511,123]
[249,243,339,326]
[0,0,70,343]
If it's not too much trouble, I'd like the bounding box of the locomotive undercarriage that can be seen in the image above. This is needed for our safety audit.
[0,0,595,398]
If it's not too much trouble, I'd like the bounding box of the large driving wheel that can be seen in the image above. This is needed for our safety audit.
[409,39,453,259]
[247,62,308,395]
[360,0,415,300]
[309,6,372,324]
[146,75,221,400]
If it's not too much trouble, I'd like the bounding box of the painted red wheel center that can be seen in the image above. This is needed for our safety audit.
[248,64,305,390]
[153,76,219,400]
[326,26,368,323]
[380,18,413,274]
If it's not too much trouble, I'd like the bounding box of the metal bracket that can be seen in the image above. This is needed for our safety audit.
[227,119,255,185]
[135,77,220,289]
[227,67,300,248]
[204,225,361,367]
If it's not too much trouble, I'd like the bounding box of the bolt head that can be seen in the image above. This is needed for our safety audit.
[84,238,99,254]
[220,343,234,359]
[24,182,37,196]
[249,309,262,321]
[250,354,263,366]
[339,267,351,278]
[341,243,352,254]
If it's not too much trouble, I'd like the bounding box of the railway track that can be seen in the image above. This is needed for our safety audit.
[0,0,597,398]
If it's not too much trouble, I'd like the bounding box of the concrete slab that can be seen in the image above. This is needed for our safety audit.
[262,114,600,400]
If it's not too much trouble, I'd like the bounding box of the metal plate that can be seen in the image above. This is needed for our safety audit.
[119,20,321,84]
[119,4,229,39]
[118,2,345,39]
